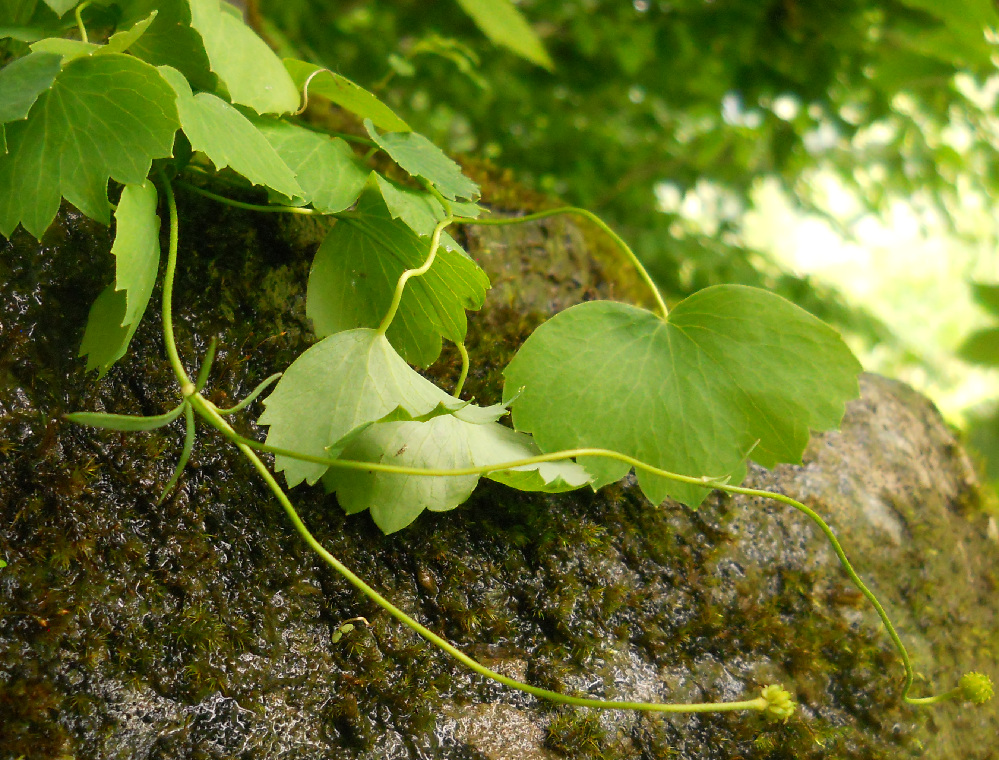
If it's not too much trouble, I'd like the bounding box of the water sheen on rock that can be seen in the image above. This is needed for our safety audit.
[1,195,997,759]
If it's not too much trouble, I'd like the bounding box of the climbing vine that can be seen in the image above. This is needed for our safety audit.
[1,0,993,724]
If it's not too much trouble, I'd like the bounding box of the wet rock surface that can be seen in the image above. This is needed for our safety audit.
[1,192,997,759]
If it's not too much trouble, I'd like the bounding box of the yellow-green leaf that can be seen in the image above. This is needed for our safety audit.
[504,286,862,507]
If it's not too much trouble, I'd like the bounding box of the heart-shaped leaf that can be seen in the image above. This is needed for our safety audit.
[503,285,862,507]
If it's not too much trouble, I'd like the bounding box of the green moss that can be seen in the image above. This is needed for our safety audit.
[2,188,996,758]
[545,709,608,758]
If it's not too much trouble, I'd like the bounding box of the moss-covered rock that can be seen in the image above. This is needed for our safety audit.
[1,191,996,759]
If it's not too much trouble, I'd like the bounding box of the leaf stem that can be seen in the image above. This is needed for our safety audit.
[75,0,92,43]
[377,215,452,334]
[176,180,320,215]
[453,208,668,318]
[187,394,769,715]
[454,342,470,398]
[157,171,194,395]
[212,432,961,705]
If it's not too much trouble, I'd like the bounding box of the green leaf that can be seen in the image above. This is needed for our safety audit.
[66,404,185,431]
[115,0,217,92]
[29,37,99,61]
[0,26,52,43]
[365,119,479,201]
[41,0,77,15]
[454,0,554,70]
[971,282,999,318]
[188,0,299,115]
[323,414,589,533]
[112,181,160,326]
[78,181,161,375]
[372,173,466,252]
[0,53,179,238]
[958,327,999,366]
[0,50,61,124]
[284,57,410,132]
[253,118,367,213]
[324,416,480,533]
[29,11,157,62]
[102,9,158,54]
[258,328,464,487]
[306,187,489,367]
[503,286,862,508]
[158,66,301,199]
[78,285,139,375]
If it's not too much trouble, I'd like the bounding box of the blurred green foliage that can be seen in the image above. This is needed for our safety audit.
[258,1,997,322]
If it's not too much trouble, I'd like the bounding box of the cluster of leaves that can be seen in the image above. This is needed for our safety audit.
[1,0,862,536]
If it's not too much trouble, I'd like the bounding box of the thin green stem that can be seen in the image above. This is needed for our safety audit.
[454,342,470,398]
[187,394,767,715]
[215,373,283,416]
[453,208,668,319]
[195,338,218,392]
[378,216,451,334]
[157,171,194,394]
[158,402,196,504]
[75,0,92,42]
[906,688,961,706]
[205,430,957,704]
[176,181,320,215]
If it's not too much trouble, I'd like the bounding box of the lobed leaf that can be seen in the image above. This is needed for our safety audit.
[306,187,489,367]
[79,181,161,376]
[503,286,862,508]
[365,119,479,201]
[284,57,410,132]
[323,412,589,534]
[372,173,466,252]
[158,65,301,199]
[253,118,367,213]
[258,328,464,487]
[0,53,179,238]
[454,0,554,70]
